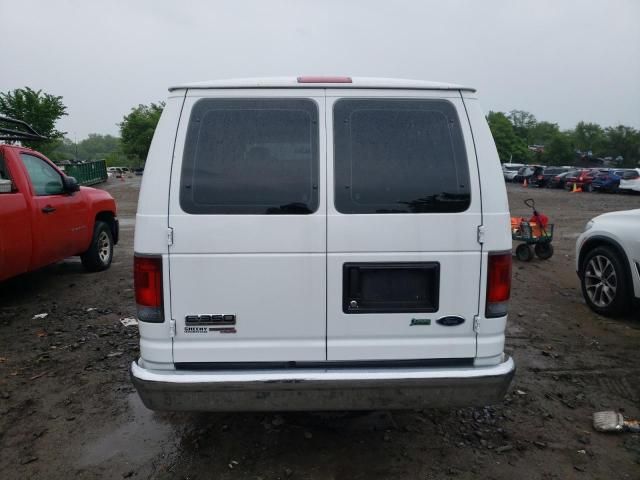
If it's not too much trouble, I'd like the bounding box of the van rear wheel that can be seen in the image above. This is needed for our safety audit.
[81,221,113,272]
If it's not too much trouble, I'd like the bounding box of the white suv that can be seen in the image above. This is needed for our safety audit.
[577,209,640,317]
[131,76,515,411]
[502,163,524,182]
[619,168,640,193]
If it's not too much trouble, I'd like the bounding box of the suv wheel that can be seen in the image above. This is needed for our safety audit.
[581,246,630,317]
[81,221,114,272]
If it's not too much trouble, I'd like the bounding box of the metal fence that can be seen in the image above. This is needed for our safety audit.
[62,161,108,186]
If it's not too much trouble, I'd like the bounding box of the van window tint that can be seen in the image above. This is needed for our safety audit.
[180,98,319,214]
[333,99,470,214]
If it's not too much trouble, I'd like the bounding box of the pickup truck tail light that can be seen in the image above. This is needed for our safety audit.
[134,255,164,322]
[486,252,512,318]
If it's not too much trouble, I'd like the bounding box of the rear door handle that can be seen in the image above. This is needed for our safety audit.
[41,205,56,214]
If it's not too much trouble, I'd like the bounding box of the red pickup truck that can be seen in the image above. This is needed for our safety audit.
[0,144,118,282]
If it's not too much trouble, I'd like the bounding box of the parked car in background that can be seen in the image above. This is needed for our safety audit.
[513,166,533,184]
[549,170,575,189]
[0,144,118,282]
[514,165,543,184]
[130,76,515,412]
[134,167,144,176]
[576,209,640,317]
[565,169,598,191]
[502,163,524,182]
[531,166,570,188]
[619,169,640,194]
[591,169,627,193]
[107,167,123,178]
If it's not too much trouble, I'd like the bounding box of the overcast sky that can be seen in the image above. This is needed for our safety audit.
[1,0,638,139]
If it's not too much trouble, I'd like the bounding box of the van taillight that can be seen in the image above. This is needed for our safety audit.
[134,255,163,322]
[486,252,512,318]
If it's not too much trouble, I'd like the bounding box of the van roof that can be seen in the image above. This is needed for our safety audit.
[169,76,476,93]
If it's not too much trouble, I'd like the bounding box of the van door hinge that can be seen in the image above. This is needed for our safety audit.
[473,315,480,333]
[167,227,174,246]
[169,318,176,337]
[477,225,486,244]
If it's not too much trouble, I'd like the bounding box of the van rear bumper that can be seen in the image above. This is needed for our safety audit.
[131,357,515,412]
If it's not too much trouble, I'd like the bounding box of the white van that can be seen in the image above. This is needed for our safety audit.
[131,76,514,411]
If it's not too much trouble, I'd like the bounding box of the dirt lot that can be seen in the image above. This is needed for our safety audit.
[1,179,639,480]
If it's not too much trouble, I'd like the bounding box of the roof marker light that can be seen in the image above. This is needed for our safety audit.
[297,76,353,84]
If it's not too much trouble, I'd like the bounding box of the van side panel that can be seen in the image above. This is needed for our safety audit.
[135,94,186,369]
[461,95,511,365]
[135,93,186,254]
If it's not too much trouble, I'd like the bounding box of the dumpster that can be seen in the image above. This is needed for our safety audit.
[62,160,108,186]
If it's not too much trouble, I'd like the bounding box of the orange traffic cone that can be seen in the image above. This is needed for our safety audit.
[523,178,528,188]
[571,182,581,193]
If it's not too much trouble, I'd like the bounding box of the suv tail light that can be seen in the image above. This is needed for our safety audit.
[486,252,512,318]
[134,255,163,322]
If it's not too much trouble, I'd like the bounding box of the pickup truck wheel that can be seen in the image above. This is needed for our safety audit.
[81,221,113,272]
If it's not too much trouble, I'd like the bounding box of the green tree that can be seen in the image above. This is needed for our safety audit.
[507,110,537,143]
[0,87,68,155]
[49,134,122,162]
[545,132,575,166]
[77,134,121,160]
[487,111,530,163]
[119,102,164,163]
[572,121,605,154]
[603,125,640,167]
[528,121,560,146]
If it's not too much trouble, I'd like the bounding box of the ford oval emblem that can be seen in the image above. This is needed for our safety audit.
[436,316,465,327]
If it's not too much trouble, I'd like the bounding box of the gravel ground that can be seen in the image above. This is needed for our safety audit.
[1,178,639,480]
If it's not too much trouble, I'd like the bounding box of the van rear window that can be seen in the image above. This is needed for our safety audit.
[333,99,470,214]
[180,98,319,214]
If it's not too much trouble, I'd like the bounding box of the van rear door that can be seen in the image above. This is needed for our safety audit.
[168,92,326,363]
[325,91,482,361]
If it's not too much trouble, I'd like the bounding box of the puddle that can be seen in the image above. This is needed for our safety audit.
[78,393,174,468]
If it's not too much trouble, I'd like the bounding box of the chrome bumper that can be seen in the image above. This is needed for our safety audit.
[130,357,515,412]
